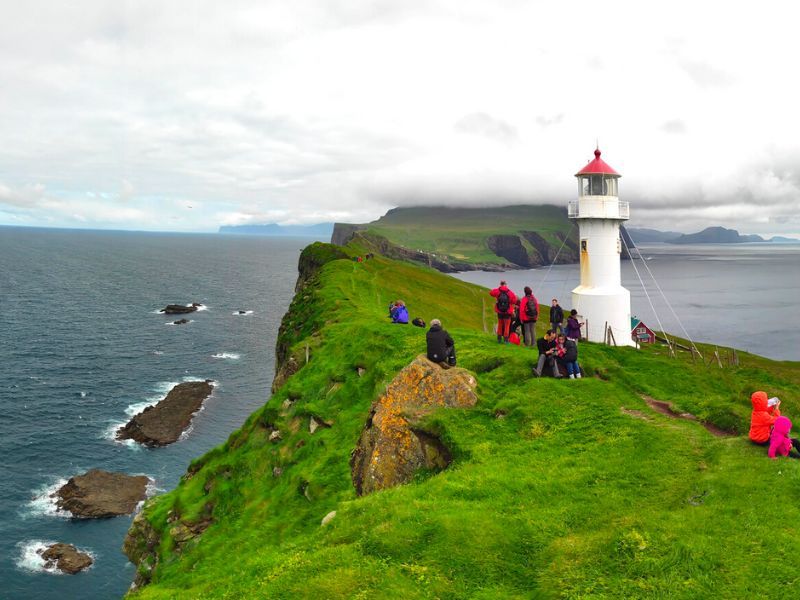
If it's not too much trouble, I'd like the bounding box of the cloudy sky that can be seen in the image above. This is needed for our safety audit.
[1,1,799,235]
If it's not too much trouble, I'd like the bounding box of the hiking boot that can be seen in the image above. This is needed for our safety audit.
[532,368,541,378]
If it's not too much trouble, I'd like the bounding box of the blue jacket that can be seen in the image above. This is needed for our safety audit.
[391,305,409,324]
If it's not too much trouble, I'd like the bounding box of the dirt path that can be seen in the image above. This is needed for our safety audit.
[639,394,736,438]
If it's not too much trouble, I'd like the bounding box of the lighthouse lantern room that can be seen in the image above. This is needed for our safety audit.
[569,148,634,346]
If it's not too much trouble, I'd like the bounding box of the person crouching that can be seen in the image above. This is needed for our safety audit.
[532,330,561,378]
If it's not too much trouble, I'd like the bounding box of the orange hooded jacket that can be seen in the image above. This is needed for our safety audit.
[749,391,780,443]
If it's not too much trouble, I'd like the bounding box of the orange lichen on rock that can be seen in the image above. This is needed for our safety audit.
[350,355,478,496]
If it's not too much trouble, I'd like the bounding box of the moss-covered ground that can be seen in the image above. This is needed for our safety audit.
[129,244,800,599]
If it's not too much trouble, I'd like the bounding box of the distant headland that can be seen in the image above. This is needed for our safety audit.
[628,226,798,245]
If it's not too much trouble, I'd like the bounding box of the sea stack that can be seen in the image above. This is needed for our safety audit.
[117,380,215,446]
[38,543,94,574]
[53,469,150,518]
[160,303,202,314]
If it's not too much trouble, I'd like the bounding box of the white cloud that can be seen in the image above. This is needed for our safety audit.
[0,1,797,234]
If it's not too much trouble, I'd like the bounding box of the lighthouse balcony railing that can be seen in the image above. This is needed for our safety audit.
[568,199,629,219]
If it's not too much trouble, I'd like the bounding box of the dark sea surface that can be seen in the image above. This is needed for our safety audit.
[453,243,800,361]
[0,227,311,599]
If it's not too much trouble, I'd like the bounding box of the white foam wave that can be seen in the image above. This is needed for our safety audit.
[152,350,164,355]
[212,352,240,360]
[16,540,95,574]
[232,310,254,316]
[26,479,70,519]
[78,391,87,398]
[195,304,208,311]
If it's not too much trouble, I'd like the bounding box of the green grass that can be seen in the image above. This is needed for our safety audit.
[364,205,573,264]
[129,244,800,599]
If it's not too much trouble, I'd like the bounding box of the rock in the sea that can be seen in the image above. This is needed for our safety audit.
[39,543,93,574]
[172,318,190,325]
[160,302,202,315]
[53,469,149,518]
[350,355,477,496]
[116,380,215,446]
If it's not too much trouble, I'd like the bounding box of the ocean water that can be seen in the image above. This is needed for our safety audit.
[453,243,800,361]
[0,228,310,599]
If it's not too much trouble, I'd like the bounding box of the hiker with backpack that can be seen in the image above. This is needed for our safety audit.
[490,281,517,343]
[549,299,564,335]
[519,286,539,347]
[426,319,456,367]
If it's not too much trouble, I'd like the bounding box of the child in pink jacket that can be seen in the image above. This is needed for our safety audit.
[768,416,800,459]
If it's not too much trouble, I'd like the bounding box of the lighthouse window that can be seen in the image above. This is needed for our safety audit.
[580,175,617,196]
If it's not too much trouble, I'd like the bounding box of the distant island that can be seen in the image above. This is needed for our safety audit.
[628,226,798,245]
[219,223,334,238]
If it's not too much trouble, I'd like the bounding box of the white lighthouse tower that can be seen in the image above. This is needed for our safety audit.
[569,147,634,346]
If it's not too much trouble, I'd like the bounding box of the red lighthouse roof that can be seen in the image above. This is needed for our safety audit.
[575,148,620,177]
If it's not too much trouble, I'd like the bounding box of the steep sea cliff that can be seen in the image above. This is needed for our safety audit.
[124,241,800,598]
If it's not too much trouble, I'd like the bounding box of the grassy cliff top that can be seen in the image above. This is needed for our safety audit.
[129,243,800,599]
[358,205,574,265]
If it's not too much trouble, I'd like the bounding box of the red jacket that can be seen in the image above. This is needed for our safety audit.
[749,390,780,443]
[519,294,539,323]
[490,286,517,315]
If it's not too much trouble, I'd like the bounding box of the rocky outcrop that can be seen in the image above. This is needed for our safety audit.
[347,231,490,272]
[160,303,202,314]
[486,234,533,268]
[331,222,366,246]
[38,543,93,574]
[123,511,161,588]
[172,318,190,325]
[54,469,149,518]
[117,381,215,446]
[350,355,478,496]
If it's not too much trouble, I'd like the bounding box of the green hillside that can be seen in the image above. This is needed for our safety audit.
[126,242,800,599]
[333,205,579,269]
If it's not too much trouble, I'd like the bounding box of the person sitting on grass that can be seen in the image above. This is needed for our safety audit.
[749,391,781,446]
[565,309,583,341]
[426,319,456,367]
[389,300,409,324]
[532,330,561,378]
[768,416,800,459]
[556,333,581,379]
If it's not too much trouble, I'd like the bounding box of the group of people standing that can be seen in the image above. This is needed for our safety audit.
[394,280,585,378]
[488,280,584,379]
